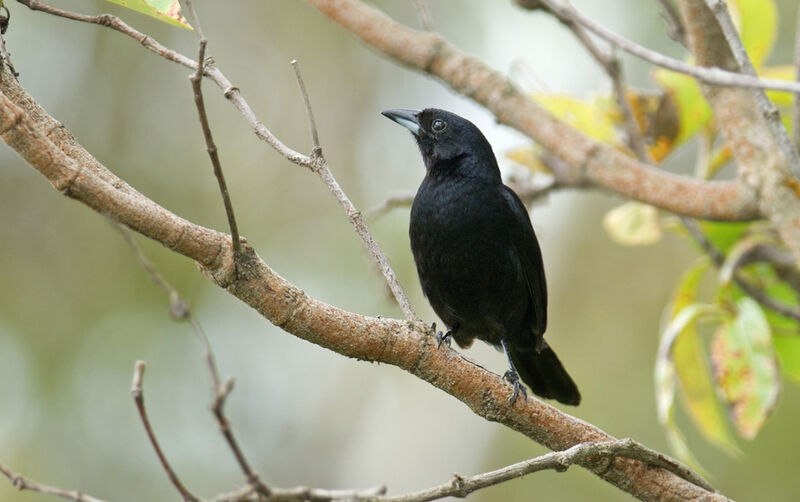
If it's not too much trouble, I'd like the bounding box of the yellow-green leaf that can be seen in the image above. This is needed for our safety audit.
[699,221,751,254]
[104,0,192,29]
[656,301,722,471]
[603,202,662,246]
[666,260,741,455]
[533,93,621,146]
[710,298,780,439]
[728,0,777,70]
[774,335,800,385]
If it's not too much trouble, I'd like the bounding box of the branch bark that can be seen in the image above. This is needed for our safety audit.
[305,0,757,222]
[0,58,726,502]
[676,1,800,263]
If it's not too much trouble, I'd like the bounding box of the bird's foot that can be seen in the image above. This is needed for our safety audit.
[436,329,452,349]
[429,322,452,349]
[503,370,528,405]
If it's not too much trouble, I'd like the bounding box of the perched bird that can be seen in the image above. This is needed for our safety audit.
[382,108,580,406]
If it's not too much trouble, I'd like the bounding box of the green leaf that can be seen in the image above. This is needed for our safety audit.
[699,221,751,254]
[602,202,662,246]
[774,335,800,385]
[728,0,777,70]
[734,263,800,334]
[710,298,780,439]
[104,0,192,29]
[663,260,741,455]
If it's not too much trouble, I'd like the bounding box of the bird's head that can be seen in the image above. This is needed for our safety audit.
[382,108,499,180]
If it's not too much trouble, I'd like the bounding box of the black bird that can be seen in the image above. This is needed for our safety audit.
[382,108,580,406]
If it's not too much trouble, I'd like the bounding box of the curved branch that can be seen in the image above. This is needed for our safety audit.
[0,64,724,502]
[304,0,758,222]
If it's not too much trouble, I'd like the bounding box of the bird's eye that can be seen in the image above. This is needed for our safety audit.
[431,119,447,133]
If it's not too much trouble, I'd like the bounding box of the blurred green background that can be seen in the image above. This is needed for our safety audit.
[1,1,799,501]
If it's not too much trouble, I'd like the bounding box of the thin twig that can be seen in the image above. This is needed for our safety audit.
[185,16,241,257]
[291,60,321,156]
[115,196,269,496]
[377,438,713,502]
[289,60,417,320]
[113,222,191,319]
[17,1,414,315]
[655,0,686,44]
[0,461,107,502]
[209,378,273,498]
[131,361,199,502]
[793,5,800,149]
[682,218,800,321]
[702,0,800,181]
[514,0,800,94]
[411,0,434,31]
[542,3,652,162]
[366,192,415,220]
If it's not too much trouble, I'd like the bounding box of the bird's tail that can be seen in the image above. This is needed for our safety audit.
[508,341,581,406]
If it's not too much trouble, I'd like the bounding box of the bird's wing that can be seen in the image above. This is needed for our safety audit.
[500,185,548,335]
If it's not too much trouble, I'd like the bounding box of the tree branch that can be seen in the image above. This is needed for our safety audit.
[188,36,242,256]
[306,0,758,222]
[676,0,800,264]
[377,438,714,502]
[0,58,726,502]
[517,0,800,94]
[0,462,107,502]
[701,0,800,179]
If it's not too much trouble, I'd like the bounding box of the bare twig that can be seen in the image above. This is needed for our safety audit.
[539,2,652,162]
[116,220,270,496]
[289,60,417,320]
[131,361,199,502]
[378,438,713,502]
[185,5,241,257]
[17,0,414,319]
[113,222,191,319]
[682,218,800,322]
[0,461,107,502]
[515,0,800,94]
[655,0,686,44]
[411,0,434,31]
[702,0,800,180]
[291,60,321,156]
[366,192,415,219]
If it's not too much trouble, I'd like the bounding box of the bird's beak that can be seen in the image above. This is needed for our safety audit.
[381,109,422,136]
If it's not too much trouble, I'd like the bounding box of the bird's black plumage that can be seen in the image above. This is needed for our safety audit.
[382,108,580,406]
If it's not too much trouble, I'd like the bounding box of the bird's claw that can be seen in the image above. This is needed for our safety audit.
[503,370,528,405]
[436,330,452,349]
[429,322,452,349]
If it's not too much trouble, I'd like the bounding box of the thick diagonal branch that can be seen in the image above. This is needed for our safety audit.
[305,0,757,222]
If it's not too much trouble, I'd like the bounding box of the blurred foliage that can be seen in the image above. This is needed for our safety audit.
[505,0,800,469]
